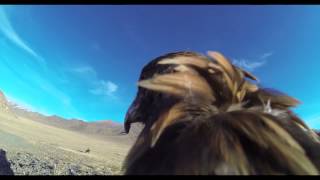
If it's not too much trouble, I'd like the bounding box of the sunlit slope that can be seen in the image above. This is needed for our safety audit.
[0,111,131,174]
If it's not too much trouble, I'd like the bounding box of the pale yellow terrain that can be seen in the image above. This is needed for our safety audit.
[0,111,132,175]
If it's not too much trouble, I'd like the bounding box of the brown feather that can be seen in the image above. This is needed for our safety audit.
[138,72,215,102]
[157,56,210,69]
[150,102,185,147]
[123,50,320,175]
[241,68,259,81]
[207,51,236,79]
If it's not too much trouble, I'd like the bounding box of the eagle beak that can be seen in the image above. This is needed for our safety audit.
[124,96,141,133]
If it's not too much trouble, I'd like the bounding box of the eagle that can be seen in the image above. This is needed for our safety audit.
[122,51,320,175]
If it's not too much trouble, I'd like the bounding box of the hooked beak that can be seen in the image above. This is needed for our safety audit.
[124,97,141,133]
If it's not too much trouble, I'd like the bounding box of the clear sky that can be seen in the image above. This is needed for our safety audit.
[0,5,319,127]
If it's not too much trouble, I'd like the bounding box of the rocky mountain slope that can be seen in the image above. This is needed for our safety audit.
[0,90,142,175]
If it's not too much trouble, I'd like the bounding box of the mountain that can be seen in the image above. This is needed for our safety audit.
[8,107,142,143]
[1,90,143,141]
[0,90,142,175]
[0,91,10,113]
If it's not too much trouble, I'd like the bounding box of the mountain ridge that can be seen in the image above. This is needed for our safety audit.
[0,90,142,142]
[0,89,144,174]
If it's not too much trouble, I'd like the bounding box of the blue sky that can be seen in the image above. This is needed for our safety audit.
[0,5,319,127]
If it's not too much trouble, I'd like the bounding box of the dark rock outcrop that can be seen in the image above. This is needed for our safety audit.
[0,149,14,175]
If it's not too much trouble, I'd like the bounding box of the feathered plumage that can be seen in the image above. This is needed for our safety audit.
[122,51,320,175]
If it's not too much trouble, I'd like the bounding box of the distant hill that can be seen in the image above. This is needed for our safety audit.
[1,90,142,143]
[0,89,143,175]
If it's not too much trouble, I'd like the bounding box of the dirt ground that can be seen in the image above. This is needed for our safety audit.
[0,112,133,175]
